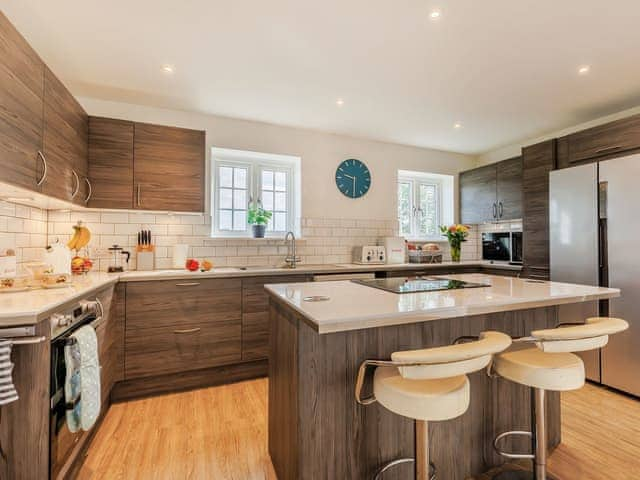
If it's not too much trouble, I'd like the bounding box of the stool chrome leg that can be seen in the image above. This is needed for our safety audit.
[373,458,414,480]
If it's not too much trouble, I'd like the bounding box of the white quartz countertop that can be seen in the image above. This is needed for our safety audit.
[0,273,119,327]
[264,274,621,334]
[0,262,520,327]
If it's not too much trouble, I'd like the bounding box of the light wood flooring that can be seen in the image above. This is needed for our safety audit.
[79,380,640,480]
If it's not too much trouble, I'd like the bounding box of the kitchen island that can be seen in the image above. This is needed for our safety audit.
[265,274,619,480]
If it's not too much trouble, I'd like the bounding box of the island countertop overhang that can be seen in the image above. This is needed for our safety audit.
[264,273,620,334]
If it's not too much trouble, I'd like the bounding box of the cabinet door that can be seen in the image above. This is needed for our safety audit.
[125,279,242,378]
[242,275,311,361]
[567,114,640,164]
[459,164,497,224]
[133,122,205,212]
[94,284,124,406]
[496,156,523,220]
[0,12,43,191]
[88,117,134,209]
[41,67,88,203]
[522,140,555,278]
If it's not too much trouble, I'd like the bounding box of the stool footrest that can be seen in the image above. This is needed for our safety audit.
[373,457,436,480]
[493,431,535,460]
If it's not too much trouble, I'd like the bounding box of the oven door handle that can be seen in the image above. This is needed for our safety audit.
[65,394,82,411]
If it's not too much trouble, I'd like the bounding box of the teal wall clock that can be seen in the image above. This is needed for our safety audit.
[335,159,371,198]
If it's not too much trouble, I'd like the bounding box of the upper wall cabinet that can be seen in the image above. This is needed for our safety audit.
[459,157,523,224]
[0,12,44,191]
[41,67,88,205]
[557,113,640,169]
[133,123,205,212]
[88,117,134,209]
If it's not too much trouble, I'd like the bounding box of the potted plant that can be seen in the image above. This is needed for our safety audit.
[247,202,273,238]
[440,224,469,262]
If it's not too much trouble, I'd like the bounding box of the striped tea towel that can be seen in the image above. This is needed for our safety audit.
[0,339,19,406]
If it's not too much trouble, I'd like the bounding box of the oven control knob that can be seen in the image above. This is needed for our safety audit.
[52,313,72,327]
[80,300,99,314]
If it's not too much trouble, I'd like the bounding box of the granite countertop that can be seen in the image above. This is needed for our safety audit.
[264,273,620,334]
[0,261,521,328]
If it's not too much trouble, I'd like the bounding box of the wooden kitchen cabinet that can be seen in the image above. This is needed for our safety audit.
[522,139,556,279]
[94,284,124,406]
[559,113,640,167]
[241,275,312,361]
[125,279,242,379]
[460,157,523,224]
[0,11,44,191]
[133,122,205,212]
[41,66,88,204]
[88,117,134,209]
[460,163,497,224]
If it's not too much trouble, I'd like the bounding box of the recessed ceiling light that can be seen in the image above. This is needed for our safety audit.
[336,98,345,107]
[430,9,442,20]
[453,122,462,129]
[578,65,591,75]
[161,64,174,74]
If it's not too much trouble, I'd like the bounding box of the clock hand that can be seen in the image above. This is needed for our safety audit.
[352,176,356,197]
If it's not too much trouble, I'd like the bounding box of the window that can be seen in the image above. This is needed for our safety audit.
[212,148,301,237]
[397,170,454,240]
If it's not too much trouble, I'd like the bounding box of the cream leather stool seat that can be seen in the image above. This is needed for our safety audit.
[374,370,469,421]
[492,316,629,480]
[493,344,584,392]
[355,330,512,480]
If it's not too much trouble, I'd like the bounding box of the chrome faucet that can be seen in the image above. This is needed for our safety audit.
[284,231,301,268]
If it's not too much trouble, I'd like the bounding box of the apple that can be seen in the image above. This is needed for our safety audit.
[186,258,200,271]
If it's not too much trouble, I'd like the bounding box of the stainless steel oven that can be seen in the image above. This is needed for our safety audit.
[49,299,101,479]
[482,231,522,264]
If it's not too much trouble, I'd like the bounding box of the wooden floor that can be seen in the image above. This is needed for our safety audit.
[79,380,640,480]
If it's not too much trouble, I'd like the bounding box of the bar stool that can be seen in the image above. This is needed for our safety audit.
[355,331,512,480]
[491,317,629,480]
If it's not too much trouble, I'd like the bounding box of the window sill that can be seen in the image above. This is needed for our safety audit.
[404,237,447,243]
[209,236,306,244]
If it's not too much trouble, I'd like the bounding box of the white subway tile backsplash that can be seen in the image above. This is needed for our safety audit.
[168,224,193,236]
[128,212,156,224]
[101,212,129,224]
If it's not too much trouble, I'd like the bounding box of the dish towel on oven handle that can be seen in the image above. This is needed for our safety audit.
[0,339,19,406]
[64,325,101,431]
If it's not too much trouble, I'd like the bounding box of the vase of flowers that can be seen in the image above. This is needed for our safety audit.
[440,224,469,262]
[248,202,273,238]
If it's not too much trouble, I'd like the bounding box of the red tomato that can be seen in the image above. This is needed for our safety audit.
[185,259,200,271]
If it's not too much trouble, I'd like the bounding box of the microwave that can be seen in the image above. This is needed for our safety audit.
[482,231,522,264]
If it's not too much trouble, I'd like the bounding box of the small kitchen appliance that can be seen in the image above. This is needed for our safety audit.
[352,276,490,294]
[352,246,386,264]
[107,245,130,273]
[383,236,406,264]
[481,226,522,264]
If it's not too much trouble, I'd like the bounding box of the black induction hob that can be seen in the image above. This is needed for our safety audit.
[351,276,490,294]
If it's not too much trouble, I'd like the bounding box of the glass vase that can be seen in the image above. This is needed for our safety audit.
[450,242,461,262]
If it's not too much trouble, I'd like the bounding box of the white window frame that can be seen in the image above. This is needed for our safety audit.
[397,170,454,241]
[212,148,299,238]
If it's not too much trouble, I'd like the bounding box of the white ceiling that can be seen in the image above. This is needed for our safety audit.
[3,0,640,155]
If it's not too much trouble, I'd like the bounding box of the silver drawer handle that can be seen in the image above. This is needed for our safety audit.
[175,282,201,287]
[137,184,141,206]
[595,145,622,154]
[71,170,80,198]
[36,150,48,186]
[173,327,201,334]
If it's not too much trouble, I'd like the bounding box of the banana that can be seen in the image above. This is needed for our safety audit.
[66,222,92,251]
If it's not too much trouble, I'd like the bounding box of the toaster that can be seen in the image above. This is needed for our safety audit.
[352,246,386,264]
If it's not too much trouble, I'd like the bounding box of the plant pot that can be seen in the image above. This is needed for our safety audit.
[450,242,461,262]
[252,224,266,238]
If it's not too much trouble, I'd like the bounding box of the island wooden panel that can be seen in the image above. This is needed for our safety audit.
[0,11,43,191]
[269,299,560,480]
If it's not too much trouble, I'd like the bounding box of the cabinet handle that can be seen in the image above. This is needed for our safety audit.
[36,151,48,186]
[71,170,80,199]
[498,202,503,218]
[595,145,622,155]
[84,178,92,203]
[173,327,201,334]
[175,282,201,287]
[137,184,141,206]
[492,203,497,218]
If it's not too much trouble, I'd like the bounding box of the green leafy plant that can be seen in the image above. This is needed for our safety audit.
[247,202,273,225]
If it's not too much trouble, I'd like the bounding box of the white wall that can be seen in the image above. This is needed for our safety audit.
[477,105,640,166]
[78,97,475,221]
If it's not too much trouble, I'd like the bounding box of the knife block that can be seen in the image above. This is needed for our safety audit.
[136,246,155,271]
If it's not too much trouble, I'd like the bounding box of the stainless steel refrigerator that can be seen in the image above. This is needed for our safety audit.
[550,154,640,396]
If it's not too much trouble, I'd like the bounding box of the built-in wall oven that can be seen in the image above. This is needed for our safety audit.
[482,230,522,264]
[49,298,102,479]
